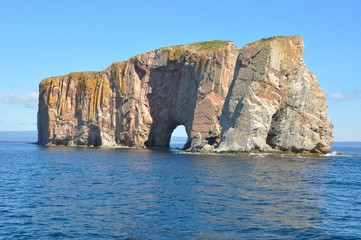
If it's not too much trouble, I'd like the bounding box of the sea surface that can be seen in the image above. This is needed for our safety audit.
[0,138,361,239]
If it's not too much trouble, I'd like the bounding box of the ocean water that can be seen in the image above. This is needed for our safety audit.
[0,140,360,239]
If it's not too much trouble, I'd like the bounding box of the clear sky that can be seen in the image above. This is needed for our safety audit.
[0,0,360,141]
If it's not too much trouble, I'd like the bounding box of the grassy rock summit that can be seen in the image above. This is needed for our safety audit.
[38,36,334,154]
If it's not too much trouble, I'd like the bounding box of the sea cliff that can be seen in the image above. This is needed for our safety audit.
[38,36,333,153]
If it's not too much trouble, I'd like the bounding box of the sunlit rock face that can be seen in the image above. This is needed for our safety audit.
[38,36,333,153]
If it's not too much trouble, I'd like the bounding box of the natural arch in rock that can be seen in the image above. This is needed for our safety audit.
[170,125,188,149]
[145,121,191,149]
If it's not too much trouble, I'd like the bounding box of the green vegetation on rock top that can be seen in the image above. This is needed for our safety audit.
[167,40,231,51]
[71,71,103,76]
[258,36,289,42]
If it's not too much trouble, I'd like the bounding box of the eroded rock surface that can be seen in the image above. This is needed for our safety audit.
[38,36,333,153]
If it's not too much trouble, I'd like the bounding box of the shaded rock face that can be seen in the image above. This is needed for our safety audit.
[38,36,333,153]
[218,36,334,153]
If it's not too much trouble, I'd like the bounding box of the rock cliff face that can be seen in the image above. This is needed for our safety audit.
[38,36,334,153]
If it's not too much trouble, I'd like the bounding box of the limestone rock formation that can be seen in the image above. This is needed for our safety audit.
[38,36,334,153]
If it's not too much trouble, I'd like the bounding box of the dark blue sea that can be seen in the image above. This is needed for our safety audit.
[1,138,361,239]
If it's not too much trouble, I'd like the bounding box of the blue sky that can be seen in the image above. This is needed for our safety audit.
[0,0,360,141]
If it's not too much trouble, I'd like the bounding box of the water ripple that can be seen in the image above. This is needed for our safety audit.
[0,143,360,239]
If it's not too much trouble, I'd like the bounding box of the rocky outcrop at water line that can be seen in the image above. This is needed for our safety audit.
[37,36,333,153]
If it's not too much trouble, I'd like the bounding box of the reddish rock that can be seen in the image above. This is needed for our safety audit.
[38,37,333,153]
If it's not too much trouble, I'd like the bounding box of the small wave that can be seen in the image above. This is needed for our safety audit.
[326,151,338,156]
[249,153,269,157]
[49,217,69,221]
[47,232,69,237]
[324,151,348,157]
[174,150,219,156]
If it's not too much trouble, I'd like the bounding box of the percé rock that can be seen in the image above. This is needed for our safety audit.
[37,36,334,153]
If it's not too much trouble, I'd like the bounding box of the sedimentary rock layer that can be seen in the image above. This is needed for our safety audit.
[38,36,333,153]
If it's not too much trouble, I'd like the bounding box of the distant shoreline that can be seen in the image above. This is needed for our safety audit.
[332,142,361,147]
[0,131,37,142]
[0,131,360,147]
